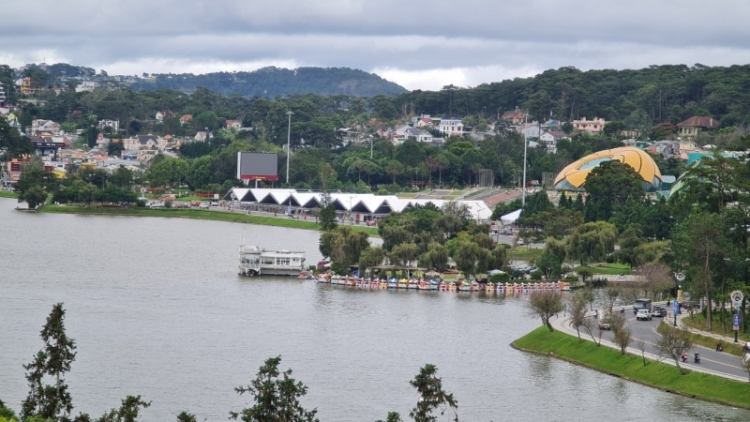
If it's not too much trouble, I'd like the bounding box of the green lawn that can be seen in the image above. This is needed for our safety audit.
[513,327,750,408]
[40,205,380,236]
[0,191,18,199]
[681,314,750,346]
[507,247,543,261]
[579,263,631,275]
[173,195,212,202]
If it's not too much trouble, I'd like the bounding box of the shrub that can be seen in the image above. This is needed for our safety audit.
[489,273,510,283]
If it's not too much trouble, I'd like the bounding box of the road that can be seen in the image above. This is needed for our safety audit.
[553,306,749,382]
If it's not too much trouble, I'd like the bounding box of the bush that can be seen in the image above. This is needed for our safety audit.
[135,199,146,207]
[489,273,510,283]
[530,270,543,280]
[591,278,608,287]
[331,262,349,275]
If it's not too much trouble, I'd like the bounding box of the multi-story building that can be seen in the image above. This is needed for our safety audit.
[572,117,607,134]
[677,116,719,140]
[438,119,463,136]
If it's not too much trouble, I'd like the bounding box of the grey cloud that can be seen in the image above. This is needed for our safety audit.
[2,0,749,89]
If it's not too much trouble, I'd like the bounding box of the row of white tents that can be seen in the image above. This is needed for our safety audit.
[224,188,493,221]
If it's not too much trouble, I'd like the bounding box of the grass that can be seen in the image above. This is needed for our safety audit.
[513,326,750,408]
[681,313,750,345]
[579,263,631,275]
[674,323,747,358]
[0,191,18,199]
[172,195,211,202]
[507,247,543,261]
[40,205,380,236]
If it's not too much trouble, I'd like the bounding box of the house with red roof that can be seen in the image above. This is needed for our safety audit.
[179,114,193,126]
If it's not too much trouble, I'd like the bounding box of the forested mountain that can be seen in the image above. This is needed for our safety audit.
[127,67,407,97]
[395,64,750,130]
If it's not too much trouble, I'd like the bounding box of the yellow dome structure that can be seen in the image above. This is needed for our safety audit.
[553,147,662,190]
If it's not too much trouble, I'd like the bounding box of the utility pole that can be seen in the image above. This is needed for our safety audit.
[522,113,528,207]
[286,111,293,185]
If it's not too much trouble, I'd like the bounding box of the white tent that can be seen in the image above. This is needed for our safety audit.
[500,209,522,225]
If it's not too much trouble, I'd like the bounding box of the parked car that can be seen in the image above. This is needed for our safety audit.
[636,309,652,321]
[650,306,667,318]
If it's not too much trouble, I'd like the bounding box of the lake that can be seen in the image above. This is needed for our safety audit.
[1,198,748,421]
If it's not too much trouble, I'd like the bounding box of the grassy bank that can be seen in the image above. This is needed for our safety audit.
[40,205,380,236]
[682,314,750,344]
[0,191,18,199]
[513,327,750,408]
[580,263,631,275]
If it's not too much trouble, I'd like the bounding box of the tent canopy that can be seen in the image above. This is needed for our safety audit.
[500,209,522,225]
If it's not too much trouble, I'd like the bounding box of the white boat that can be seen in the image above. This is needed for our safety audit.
[238,244,306,276]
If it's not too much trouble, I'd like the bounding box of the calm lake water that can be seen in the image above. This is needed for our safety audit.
[1,197,749,421]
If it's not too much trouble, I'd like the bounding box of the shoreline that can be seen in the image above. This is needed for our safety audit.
[37,204,380,236]
[512,327,750,410]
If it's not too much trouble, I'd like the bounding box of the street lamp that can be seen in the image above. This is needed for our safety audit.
[286,111,293,185]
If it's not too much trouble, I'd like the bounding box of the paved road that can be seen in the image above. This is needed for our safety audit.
[603,310,748,379]
[553,306,749,382]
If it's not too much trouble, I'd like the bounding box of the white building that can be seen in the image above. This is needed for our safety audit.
[75,81,100,92]
[393,125,433,144]
[438,119,464,136]
[31,119,61,135]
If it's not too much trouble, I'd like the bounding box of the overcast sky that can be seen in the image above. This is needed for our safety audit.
[2,0,749,91]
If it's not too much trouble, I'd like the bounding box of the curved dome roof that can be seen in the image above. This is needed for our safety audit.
[554,146,662,189]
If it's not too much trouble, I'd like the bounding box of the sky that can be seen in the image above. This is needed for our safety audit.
[2,0,749,91]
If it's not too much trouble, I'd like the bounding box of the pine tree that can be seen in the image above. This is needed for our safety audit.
[409,364,458,422]
[573,192,585,213]
[22,303,77,422]
[230,356,318,422]
[558,191,569,208]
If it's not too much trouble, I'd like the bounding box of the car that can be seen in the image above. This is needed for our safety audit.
[598,314,613,330]
[636,309,652,321]
[650,306,667,318]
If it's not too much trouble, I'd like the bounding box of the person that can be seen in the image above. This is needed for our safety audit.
[694,353,700,363]
[716,342,723,352]
[681,352,688,363]
[595,309,599,319]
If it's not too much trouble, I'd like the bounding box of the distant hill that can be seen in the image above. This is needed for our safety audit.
[125,67,407,97]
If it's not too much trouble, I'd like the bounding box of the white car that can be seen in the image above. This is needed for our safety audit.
[636,309,652,321]
[598,315,612,330]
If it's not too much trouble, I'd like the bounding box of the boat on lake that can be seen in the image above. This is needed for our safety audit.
[238,244,306,276]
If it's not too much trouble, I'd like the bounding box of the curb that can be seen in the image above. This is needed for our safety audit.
[550,314,748,383]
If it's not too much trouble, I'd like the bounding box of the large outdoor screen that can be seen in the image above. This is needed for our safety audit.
[236,152,279,181]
